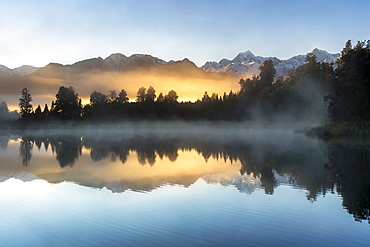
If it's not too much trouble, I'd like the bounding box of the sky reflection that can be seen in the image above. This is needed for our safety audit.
[0,178,369,247]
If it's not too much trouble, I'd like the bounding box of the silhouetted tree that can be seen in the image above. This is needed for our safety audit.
[90,91,107,105]
[19,88,33,119]
[145,86,156,102]
[156,92,164,102]
[202,91,211,102]
[136,87,146,102]
[164,90,178,103]
[35,105,42,114]
[304,54,321,78]
[33,105,42,120]
[53,86,81,120]
[108,90,117,103]
[327,40,370,122]
[211,93,218,102]
[259,60,276,88]
[42,104,50,119]
[118,89,129,103]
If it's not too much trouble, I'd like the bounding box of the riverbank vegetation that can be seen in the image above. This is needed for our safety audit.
[309,40,370,138]
[308,122,370,138]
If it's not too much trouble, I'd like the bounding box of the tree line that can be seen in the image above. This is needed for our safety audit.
[18,84,241,121]
[15,40,370,123]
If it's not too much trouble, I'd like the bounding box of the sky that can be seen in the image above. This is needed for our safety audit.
[0,0,369,69]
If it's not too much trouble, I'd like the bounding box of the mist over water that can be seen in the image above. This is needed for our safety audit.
[1,122,370,246]
[2,122,330,189]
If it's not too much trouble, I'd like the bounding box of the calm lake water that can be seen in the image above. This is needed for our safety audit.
[0,123,369,246]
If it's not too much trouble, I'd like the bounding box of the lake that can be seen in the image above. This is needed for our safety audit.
[0,123,369,246]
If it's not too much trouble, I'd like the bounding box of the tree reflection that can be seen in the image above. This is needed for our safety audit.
[21,135,82,168]
[19,136,33,166]
[52,137,82,167]
[14,132,370,223]
[327,142,370,223]
[0,135,10,150]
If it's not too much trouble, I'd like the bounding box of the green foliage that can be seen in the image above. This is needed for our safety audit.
[259,59,276,88]
[237,53,339,122]
[327,40,370,122]
[308,122,370,138]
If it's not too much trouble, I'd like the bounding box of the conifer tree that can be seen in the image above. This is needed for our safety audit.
[19,88,33,118]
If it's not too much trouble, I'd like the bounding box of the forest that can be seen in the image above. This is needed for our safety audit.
[2,40,370,131]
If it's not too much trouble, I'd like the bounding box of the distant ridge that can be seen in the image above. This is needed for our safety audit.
[0,48,340,79]
[26,53,203,80]
[201,48,340,77]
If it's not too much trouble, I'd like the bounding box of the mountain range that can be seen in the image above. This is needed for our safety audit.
[0,48,340,79]
[201,48,340,77]
[0,54,203,79]
[0,167,291,195]
[0,48,340,108]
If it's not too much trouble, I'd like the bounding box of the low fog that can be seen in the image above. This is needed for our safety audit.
[0,57,333,129]
[248,79,331,126]
[0,66,237,110]
[0,122,330,196]
[6,120,328,161]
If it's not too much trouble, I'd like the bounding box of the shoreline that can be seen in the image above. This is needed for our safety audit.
[307,122,370,139]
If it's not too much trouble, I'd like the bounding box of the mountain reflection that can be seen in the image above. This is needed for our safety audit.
[0,131,369,223]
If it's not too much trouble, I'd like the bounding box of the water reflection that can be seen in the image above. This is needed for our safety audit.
[0,135,9,150]
[0,130,369,223]
[327,142,370,223]
[19,138,33,166]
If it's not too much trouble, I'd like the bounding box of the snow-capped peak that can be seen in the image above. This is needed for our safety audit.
[105,53,127,62]
[232,50,256,64]
[132,54,167,64]
[309,48,339,61]
[0,64,11,72]
[236,50,255,58]
[104,53,127,70]
[0,171,40,183]
[0,64,18,78]
[201,48,340,77]
[12,65,40,76]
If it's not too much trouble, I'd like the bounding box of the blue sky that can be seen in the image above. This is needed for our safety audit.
[0,0,369,68]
